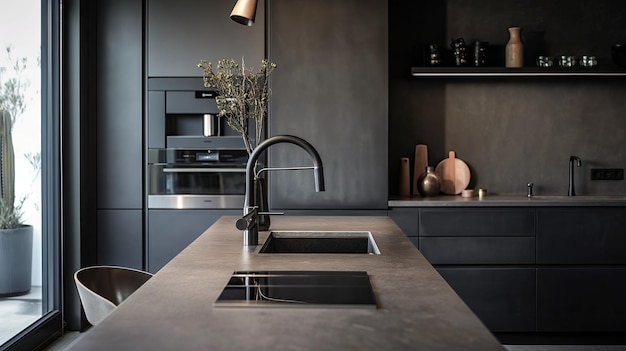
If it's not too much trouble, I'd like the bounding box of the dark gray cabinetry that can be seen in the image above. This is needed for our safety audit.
[147,209,240,273]
[419,208,536,265]
[537,208,626,264]
[438,267,536,332]
[144,0,265,273]
[268,0,388,210]
[392,204,626,335]
[96,0,143,268]
[96,0,143,210]
[97,210,143,269]
[388,208,419,248]
[147,90,165,149]
[419,208,535,237]
[418,208,536,332]
[536,207,626,332]
[389,207,537,332]
[423,237,534,265]
[146,0,265,77]
[537,267,626,332]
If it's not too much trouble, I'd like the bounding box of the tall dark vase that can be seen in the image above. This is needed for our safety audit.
[0,225,33,297]
[254,176,270,231]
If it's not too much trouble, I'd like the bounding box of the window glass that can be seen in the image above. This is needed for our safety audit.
[0,0,43,345]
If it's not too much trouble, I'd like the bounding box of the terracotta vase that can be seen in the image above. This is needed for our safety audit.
[505,27,524,68]
[399,158,411,197]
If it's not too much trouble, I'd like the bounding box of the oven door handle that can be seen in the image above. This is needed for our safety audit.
[162,168,246,173]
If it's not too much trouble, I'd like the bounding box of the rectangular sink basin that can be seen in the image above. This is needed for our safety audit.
[214,271,377,308]
[258,231,380,254]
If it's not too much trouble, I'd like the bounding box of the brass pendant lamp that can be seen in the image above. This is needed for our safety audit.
[230,0,257,26]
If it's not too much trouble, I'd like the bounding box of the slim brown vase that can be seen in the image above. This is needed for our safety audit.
[505,26,524,68]
[399,158,411,197]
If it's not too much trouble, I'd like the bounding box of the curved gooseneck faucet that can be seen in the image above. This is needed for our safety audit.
[237,135,325,246]
[568,155,582,196]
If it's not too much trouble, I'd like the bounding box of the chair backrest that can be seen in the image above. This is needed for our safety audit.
[74,266,153,326]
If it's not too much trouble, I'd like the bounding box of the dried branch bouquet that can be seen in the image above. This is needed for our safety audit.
[197,58,276,155]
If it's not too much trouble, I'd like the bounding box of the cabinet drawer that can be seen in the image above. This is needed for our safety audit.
[537,208,626,264]
[419,208,535,237]
[97,210,143,269]
[147,209,240,273]
[438,267,536,332]
[388,207,419,237]
[166,91,219,114]
[420,237,535,264]
[538,267,626,332]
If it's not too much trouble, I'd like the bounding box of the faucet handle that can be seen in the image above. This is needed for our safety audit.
[527,182,534,198]
[236,207,258,230]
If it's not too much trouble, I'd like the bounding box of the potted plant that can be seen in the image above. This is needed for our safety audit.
[0,47,33,297]
[197,58,276,229]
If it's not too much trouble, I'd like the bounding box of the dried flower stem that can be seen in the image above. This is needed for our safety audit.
[197,58,276,155]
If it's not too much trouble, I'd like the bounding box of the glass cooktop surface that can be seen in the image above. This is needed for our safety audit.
[214,271,377,308]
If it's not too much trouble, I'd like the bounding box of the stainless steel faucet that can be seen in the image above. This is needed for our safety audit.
[235,135,325,246]
[568,155,582,196]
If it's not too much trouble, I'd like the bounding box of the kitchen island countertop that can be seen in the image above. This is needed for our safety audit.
[67,216,504,351]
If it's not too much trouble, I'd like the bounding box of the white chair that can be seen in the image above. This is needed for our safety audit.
[74,265,153,326]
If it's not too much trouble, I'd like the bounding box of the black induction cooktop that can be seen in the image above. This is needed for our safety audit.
[214,271,377,308]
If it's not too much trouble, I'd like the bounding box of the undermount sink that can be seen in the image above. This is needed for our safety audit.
[258,231,381,254]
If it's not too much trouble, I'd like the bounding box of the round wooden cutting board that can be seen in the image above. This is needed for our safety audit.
[435,151,471,195]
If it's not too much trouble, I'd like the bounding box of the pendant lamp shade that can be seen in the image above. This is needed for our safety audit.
[230,0,257,26]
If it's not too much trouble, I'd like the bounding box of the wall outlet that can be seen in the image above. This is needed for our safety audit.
[591,168,624,180]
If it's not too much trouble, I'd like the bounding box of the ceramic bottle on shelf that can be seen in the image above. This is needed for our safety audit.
[505,26,524,68]
[399,157,411,197]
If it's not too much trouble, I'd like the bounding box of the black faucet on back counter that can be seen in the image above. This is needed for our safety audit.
[235,135,325,247]
[568,155,582,196]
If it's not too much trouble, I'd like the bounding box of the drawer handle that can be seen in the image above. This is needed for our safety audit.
[195,91,217,99]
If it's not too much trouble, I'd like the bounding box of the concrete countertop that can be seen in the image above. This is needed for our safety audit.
[389,194,626,207]
[68,216,504,351]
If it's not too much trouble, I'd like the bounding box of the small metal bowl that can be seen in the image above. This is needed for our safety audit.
[558,55,578,67]
[536,56,554,67]
[580,55,597,67]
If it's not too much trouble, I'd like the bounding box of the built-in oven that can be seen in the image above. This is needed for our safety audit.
[147,148,248,209]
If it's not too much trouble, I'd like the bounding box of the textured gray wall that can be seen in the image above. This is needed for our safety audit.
[269,0,388,209]
[389,0,626,196]
[440,80,626,195]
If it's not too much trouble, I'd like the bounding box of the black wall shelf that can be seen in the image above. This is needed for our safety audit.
[410,66,626,78]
